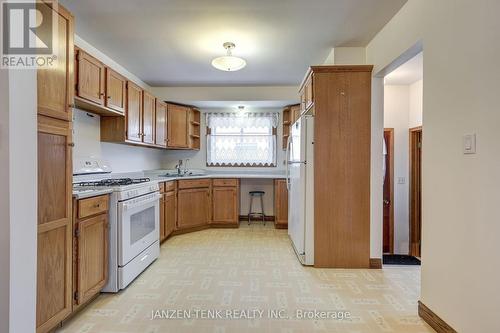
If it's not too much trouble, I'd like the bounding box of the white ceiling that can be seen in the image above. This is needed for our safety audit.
[384,52,423,85]
[61,0,406,87]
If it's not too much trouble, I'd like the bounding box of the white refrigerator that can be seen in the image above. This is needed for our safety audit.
[286,115,314,265]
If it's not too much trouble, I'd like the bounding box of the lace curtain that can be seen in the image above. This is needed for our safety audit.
[206,112,278,167]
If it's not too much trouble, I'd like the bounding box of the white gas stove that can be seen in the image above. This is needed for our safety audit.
[73,159,160,292]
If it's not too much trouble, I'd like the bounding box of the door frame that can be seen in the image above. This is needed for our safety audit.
[383,128,394,254]
[409,126,422,257]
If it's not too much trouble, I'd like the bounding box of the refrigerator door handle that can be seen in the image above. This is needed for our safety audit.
[285,135,292,191]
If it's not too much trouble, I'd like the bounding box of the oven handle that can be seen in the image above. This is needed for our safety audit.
[122,193,161,211]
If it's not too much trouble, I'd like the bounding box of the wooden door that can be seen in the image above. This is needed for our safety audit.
[76,214,108,305]
[291,104,300,124]
[126,81,143,142]
[164,190,177,237]
[105,68,126,113]
[167,104,189,148]
[177,188,210,229]
[155,101,167,147]
[142,91,155,144]
[37,2,73,121]
[37,116,73,333]
[212,187,238,224]
[274,179,288,227]
[409,127,422,257]
[77,50,105,105]
[383,129,394,254]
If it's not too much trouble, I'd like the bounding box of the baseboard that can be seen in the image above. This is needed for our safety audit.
[369,258,382,269]
[418,301,457,333]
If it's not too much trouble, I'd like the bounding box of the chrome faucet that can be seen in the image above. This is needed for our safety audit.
[175,160,183,176]
[183,158,190,175]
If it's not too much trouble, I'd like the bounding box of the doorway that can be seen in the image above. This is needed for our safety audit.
[409,126,422,257]
[383,128,394,254]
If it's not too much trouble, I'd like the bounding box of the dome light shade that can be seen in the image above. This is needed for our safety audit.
[212,42,246,72]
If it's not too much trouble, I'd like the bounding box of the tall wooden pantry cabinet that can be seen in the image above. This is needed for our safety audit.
[36,3,74,333]
[299,65,373,268]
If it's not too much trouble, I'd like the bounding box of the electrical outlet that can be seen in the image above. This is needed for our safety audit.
[397,177,406,184]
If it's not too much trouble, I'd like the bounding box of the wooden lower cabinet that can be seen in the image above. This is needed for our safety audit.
[72,195,109,310]
[212,180,239,225]
[177,187,211,229]
[274,179,288,228]
[164,190,177,237]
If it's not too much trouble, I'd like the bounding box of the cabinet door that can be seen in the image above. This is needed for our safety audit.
[105,68,126,113]
[37,116,73,333]
[177,188,210,229]
[167,104,189,148]
[212,187,239,224]
[155,101,167,147]
[159,192,166,240]
[142,91,155,144]
[274,179,288,227]
[77,50,105,105]
[126,81,143,142]
[291,104,300,124]
[37,2,73,121]
[76,214,108,305]
[305,75,314,109]
[164,190,177,237]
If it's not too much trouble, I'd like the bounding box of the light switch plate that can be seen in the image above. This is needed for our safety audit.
[397,177,406,184]
[463,133,476,154]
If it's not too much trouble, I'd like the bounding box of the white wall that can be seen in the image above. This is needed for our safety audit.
[367,0,500,331]
[73,109,165,173]
[1,68,38,332]
[384,85,410,254]
[409,79,423,128]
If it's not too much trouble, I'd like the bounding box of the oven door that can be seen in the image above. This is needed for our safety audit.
[118,192,160,266]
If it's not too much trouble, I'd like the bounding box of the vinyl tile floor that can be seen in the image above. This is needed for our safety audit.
[58,223,434,333]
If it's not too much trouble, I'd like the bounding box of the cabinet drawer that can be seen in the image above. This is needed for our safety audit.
[78,195,109,219]
[165,181,176,192]
[178,179,211,189]
[213,179,238,187]
[159,182,165,193]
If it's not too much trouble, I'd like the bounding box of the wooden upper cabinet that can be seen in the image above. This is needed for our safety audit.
[36,116,73,333]
[177,187,211,229]
[304,75,314,109]
[212,186,239,224]
[142,91,156,144]
[274,179,288,227]
[76,49,105,105]
[75,213,108,305]
[37,2,74,121]
[167,104,189,148]
[155,101,167,147]
[126,81,143,142]
[105,68,126,113]
[291,104,300,124]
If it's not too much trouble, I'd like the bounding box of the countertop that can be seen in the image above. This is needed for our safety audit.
[145,170,286,182]
[72,188,114,199]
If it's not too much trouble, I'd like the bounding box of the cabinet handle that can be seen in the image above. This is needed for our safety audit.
[137,133,142,138]
[107,96,111,99]
[99,93,104,97]
[94,203,101,208]
[68,142,75,147]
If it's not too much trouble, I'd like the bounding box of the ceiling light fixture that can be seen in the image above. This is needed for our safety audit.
[212,42,246,72]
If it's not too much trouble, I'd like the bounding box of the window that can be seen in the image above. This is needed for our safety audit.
[206,112,278,167]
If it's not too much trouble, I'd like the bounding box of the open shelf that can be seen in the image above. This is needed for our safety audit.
[189,109,201,150]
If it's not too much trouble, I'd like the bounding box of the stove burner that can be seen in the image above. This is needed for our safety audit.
[75,178,150,187]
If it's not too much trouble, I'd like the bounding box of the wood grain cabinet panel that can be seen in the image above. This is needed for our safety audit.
[212,186,239,225]
[76,50,105,105]
[37,115,73,333]
[77,195,109,219]
[105,68,126,113]
[177,188,211,229]
[164,190,177,238]
[155,101,168,147]
[142,91,155,144]
[126,81,143,142]
[37,2,73,121]
[75,214,108,305]
[167,104,189,148]
[274,179,288,228]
